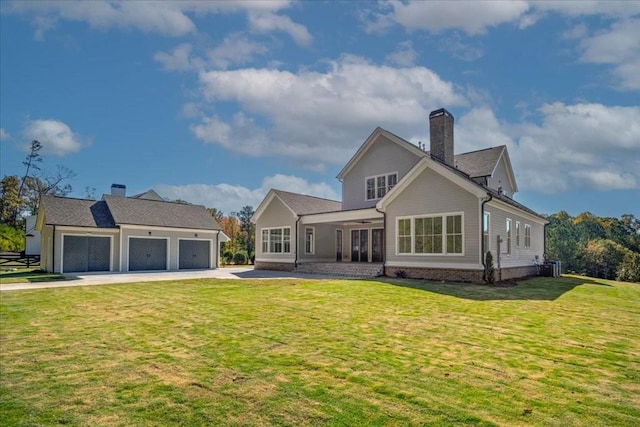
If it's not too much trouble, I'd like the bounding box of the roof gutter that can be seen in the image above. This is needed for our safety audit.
[481,193,493,270]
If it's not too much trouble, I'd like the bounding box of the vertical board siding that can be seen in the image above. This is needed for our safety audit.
[385,166,480,265]
[342,135,421,210]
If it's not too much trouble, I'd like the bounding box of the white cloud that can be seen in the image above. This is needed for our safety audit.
[207,34,268,69]
[154,43,203,72]
[456,103,640,193]
[23,119,84,156]
[248,11,312,46]
[154,174,339,213]
[192,55,467,166]
[0,128,11,141]
[375,0,530,35]
[7,0,297,38]
[577,19,640,90]
[385,40,418,66]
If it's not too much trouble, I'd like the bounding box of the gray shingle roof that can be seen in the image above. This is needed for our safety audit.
[273,190,342,215]
[103,195,222,230]
[453,146,505,178]
[41,195,115,228]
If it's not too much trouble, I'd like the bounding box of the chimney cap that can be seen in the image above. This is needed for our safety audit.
[111,183,126,189]
[429,108,454,120]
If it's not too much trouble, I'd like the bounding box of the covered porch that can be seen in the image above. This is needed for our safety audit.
[297,208,386,272]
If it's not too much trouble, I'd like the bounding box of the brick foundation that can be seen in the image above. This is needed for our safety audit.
[385,265,540,283]
[254,261,295,272]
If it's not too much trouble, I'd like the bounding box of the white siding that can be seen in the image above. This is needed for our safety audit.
[485,203,545,268]
[488,157,515,197]
[342,135,421,210]
[385,167,481,267]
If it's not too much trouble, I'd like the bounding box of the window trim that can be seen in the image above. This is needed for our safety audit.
[506,218,512,255]
[396,212,465,256]
[365,172,398,201]
[304,226,315,255]
[483,212,490,254]
[524,224,531,249]
[260,226,291,254]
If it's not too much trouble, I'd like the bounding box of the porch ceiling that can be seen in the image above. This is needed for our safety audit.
[300,208,383,225]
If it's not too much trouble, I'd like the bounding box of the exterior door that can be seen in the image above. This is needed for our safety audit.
[372,228,384,262]
[351,230,369,262]
[129,238,167,271]
[62,236,110,273]
[179,239,210,270]
[336,230,343,262]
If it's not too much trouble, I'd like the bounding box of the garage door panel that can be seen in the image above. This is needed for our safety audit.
[63,236,110,273]
[129,238,167,271]
[179,240,210,270]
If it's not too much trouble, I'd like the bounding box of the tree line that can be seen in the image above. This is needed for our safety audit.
[545,211,640,282]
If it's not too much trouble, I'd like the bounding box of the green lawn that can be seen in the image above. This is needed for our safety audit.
[0,268,68,284]
[1,275,638,426]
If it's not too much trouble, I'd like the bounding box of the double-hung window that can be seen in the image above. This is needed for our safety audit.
[366,173,398,200]
[261,227,291,254]
[524,224,531,248]
[506,219,512,255]
[483,212,490,253]
[516,221,521,247]
[397,213,463,255]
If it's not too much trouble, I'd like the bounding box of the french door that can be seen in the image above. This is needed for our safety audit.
[351,229,368,262]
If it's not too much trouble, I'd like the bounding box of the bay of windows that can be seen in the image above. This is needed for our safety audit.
[261,227,291,254]
[366,173,398,200]
[398,214,463,255]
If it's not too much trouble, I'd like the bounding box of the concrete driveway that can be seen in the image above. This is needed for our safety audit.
[0,267,335,291]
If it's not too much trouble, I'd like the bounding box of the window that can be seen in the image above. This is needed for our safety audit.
[446,215,463,254]
[524,224,531,248]
[483,212,490,253]
[305,227,314,254]
[506,219,512,255]
[515,221,521,247]
[398,218,412,254]
[397,213,463,255]
[366,172,398,200]
[415,217,442,254]
[261,227,291,254]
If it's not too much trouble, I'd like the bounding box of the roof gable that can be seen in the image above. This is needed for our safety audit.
[40,195,115,228]
[336,127,425,181]
[454,146,505,178]
[252,189,342,222]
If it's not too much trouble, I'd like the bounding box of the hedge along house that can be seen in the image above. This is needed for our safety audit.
[37,185,229,274]
[252,108,548,281]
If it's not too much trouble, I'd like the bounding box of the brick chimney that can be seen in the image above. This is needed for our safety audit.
[429,108,454,166]
[111,184,126,197]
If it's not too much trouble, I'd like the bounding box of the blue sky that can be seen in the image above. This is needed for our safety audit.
[1,1,639,218]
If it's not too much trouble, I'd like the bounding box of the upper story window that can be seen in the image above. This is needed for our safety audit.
[366,173,398,200]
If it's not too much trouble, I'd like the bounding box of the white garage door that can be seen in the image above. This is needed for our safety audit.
[179,239,211,270]
[63,236,110,273]
[129,238,167,271]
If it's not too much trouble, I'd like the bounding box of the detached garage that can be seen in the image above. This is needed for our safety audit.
[37,185,228,274]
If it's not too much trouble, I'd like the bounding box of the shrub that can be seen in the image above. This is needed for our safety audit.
[233,252,247,265]
[0,224,24,252]
[394,270,407,278]
[223,250,234,264]
[617,251,640,283]
[484,251,495,284]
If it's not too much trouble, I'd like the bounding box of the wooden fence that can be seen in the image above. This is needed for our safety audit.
[0,253,41,268]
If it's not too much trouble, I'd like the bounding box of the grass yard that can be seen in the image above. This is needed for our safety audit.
[1,275,639,426]
[0,268,68,284]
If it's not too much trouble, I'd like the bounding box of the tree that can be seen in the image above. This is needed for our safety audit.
[582,239,627,280]
[207,207,224,222]
[0,223,24,252]
[483,251,495,284]
[0,176,21,227]
[21,165,75,215]
[545,211,581,272]
[617,251,640,283]
[219,215,240,253]
[236,205,255,262]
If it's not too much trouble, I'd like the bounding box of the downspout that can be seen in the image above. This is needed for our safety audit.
[52,224,56,273]
[294,216,301,268]
[375,207,386,276]
[480,193,493,270]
